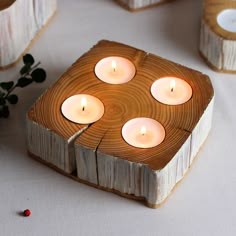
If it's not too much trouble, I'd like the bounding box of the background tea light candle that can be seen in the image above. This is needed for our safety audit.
[94,56,136,84]
[121,117,165,148]
[61,94,104,124]
[151,77,192,105]
[217,9,236,33]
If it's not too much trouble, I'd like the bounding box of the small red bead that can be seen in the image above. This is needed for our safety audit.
[23,209,31,217]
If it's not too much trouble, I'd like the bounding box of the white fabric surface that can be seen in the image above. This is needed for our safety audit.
[0,0,235,235]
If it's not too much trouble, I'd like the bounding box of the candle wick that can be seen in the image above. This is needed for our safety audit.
[82,106,85,111]
[170,79,176,93]
[113,67,116,72]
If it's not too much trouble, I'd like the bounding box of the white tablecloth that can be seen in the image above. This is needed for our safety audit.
[0,0,235,235]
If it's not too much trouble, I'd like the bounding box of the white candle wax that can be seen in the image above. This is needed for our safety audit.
[151,77,192,105]
[122,117,165,149]
[61,94,104,124]
[94,56,136,84]
[217,9,236,33]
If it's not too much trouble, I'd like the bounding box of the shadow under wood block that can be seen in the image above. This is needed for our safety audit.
[200,0,236,73]
[115,0,174,11]
[0,0,57,70]
[26,40,214,208]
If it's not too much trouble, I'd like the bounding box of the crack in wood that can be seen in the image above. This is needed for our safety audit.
[94,129,109,186]
[178,128,191,134]
[133,51,148,68]
[67,124,92,173]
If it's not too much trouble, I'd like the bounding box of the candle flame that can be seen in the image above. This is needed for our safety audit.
[81,97,87,111]
[140,126,147,136]
[111,60,117,72]
[170,79,176,93]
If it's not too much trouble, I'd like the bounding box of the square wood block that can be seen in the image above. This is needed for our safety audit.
[27,40,214,208]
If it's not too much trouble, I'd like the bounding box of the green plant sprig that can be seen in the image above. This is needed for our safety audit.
[0,54,46,118]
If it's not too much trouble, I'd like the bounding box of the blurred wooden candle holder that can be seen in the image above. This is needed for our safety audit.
[0,0,57,70]
[200,0,236,73]
[115,0,174,11]
[26,40,214,208]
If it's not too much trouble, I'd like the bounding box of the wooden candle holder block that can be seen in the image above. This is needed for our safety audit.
[115,0,174,11]
[200,0,236,73]
[0,0,57,70]
[26,40,214,208]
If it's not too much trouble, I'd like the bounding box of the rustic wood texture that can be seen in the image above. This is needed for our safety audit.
[115,0,174,11]
[200,0,236,72]
[29,145,204,209]
[27,40,214,207]
[0,0,57,70]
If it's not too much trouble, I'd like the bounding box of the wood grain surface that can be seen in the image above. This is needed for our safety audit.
[28,40,214,171]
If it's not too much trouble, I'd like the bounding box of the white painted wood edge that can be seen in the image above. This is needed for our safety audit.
[117,0,168,9]
[200,19,236,72]
[0,0,57,68]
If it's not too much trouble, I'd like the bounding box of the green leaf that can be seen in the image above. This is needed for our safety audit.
[0,81,14,91]
[31,68,46,83]
[20,64,31,75]
[0,105,9,118]
[23,54,34,66]
[0,91,5,97]
[7,94,18,104]
[16,77,33,88]
[0,97,6,105]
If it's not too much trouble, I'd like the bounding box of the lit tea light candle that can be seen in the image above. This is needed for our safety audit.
[61,94,104,124]
[217,9,236,33]
[151,77,192,105]
[121,117,165,149]
[94,56,136,84]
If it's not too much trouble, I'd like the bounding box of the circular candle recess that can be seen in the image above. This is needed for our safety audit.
[94,56,136,84]
[121,117,165,149]
[217,9,236,33]
[61,94,104,124]
[151,77,192,105]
